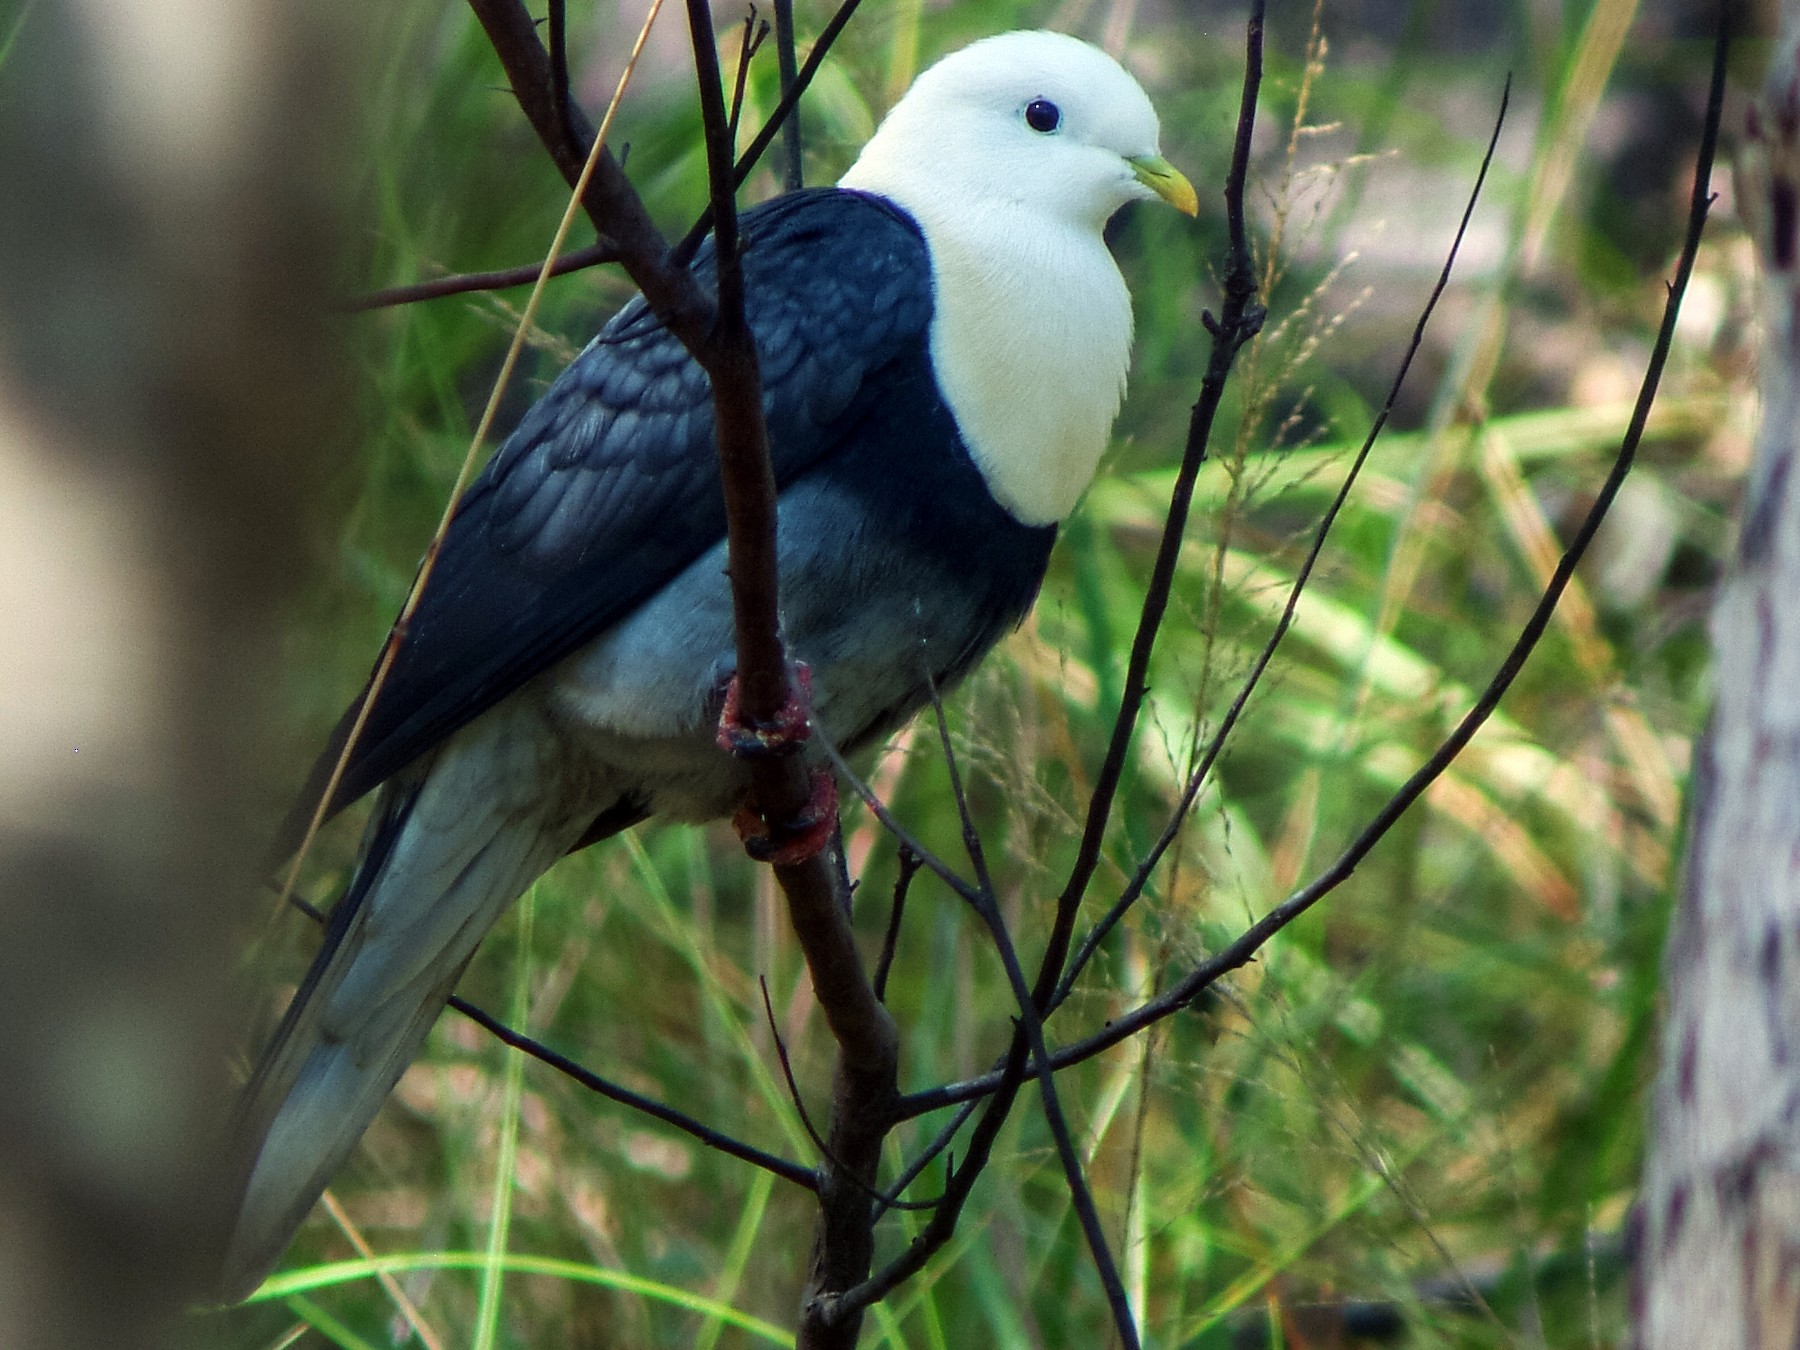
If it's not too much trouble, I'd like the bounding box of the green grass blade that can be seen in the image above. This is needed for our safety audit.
[474,885,535,1350]
[695,1165,775,1350]
[282,1294,381,1350]
[256,1253,795,1346]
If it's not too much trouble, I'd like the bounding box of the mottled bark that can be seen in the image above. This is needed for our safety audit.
[1633,22,1800,1348]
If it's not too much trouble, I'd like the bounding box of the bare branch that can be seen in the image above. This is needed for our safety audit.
[683,6,898,1344]
[547,0,573,148]
[873,1099,976,1217]
[674,0,865,264]
[871,847,920,1002]
[758,980,939,1212]
[1030,0,1266,1018]
[818,734,981,904]
[449,992,818,1190]
[916,73,1718,1100]
[759,976,838,1166]
[772,0,804,190]
[339,241,620,312]
[727,9,771,146]
[278,888,817,1190]
[823,1045,1033,1319]
[466,0,716,348]
[1051,74,1514,1014]
[921,688,1139,1349]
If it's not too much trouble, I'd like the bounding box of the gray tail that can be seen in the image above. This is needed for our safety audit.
[218,771,568,1300]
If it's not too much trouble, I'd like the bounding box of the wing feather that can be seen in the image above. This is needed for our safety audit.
[285,190,933,841]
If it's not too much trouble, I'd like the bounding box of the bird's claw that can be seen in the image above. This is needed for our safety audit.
[715,664,814,758]
[731,770,839,865]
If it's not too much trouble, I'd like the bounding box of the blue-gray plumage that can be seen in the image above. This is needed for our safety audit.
[287,189,1043,829]
[223,29,1195,1299]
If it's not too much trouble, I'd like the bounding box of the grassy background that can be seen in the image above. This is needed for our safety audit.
[204,1,1743,1346]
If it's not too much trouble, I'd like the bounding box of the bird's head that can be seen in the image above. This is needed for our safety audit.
[840,30,1197,235]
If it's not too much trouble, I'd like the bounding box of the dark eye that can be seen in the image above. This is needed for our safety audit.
[1024,98,1061,133]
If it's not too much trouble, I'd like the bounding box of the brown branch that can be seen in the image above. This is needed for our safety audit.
[871,847,920,1002]
[682,6,897,1347]
[339,241,621,312]
[454,7,898,1340]
[466,0,715,349]
[772,0,804,191]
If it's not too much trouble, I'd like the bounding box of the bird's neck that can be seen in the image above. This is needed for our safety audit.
[911,202,1132,526]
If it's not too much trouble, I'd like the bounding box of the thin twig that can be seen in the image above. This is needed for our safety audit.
[904,53,1722,1111]
[673,0,864,264]
[1051,75,1513,1014]
[726,0,859,193]
[872,1099,977,1219]
[757,980,939,1211]
[922,674,997,901]
[277,885,817,1190]
[922,682,1140,1349]
[817,733,981,904]
[1027,0,1266,1019]
[760,976,838,1165]
[339,241,621,312]
[872,847,920,1002]
[450,992,818,1190]
[727,9,770,146]
[772,0,804,190]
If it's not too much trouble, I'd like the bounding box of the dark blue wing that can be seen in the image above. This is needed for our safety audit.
[293,190,934,832]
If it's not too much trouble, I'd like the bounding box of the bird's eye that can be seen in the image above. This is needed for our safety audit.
[1024,98,1061,134]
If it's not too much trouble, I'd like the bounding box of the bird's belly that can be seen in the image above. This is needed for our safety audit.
[538,481,1009,823]
[537,540,745,821]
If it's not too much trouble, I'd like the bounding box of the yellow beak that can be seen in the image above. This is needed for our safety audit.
[1129,154,1199,217]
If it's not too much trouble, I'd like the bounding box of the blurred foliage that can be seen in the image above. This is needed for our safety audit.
[205,1,1746,1347]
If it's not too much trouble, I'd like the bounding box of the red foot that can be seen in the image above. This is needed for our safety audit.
[731,770,839,865]
[715,663,815,758]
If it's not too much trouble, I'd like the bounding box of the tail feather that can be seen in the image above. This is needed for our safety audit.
[220,723,591,1300]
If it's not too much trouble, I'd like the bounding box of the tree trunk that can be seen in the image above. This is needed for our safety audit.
[1632,19,1800,1348]
[0,3,348,1344]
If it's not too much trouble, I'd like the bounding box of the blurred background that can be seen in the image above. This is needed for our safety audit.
[0,0,1757,1346]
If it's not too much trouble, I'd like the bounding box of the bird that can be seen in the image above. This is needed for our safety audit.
[220,28,1196,1299]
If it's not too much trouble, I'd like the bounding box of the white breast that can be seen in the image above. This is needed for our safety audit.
[920,207,1132,525]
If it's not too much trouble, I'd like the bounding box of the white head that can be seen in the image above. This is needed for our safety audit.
[840,30,1195,239]
[838,32,1195,526]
